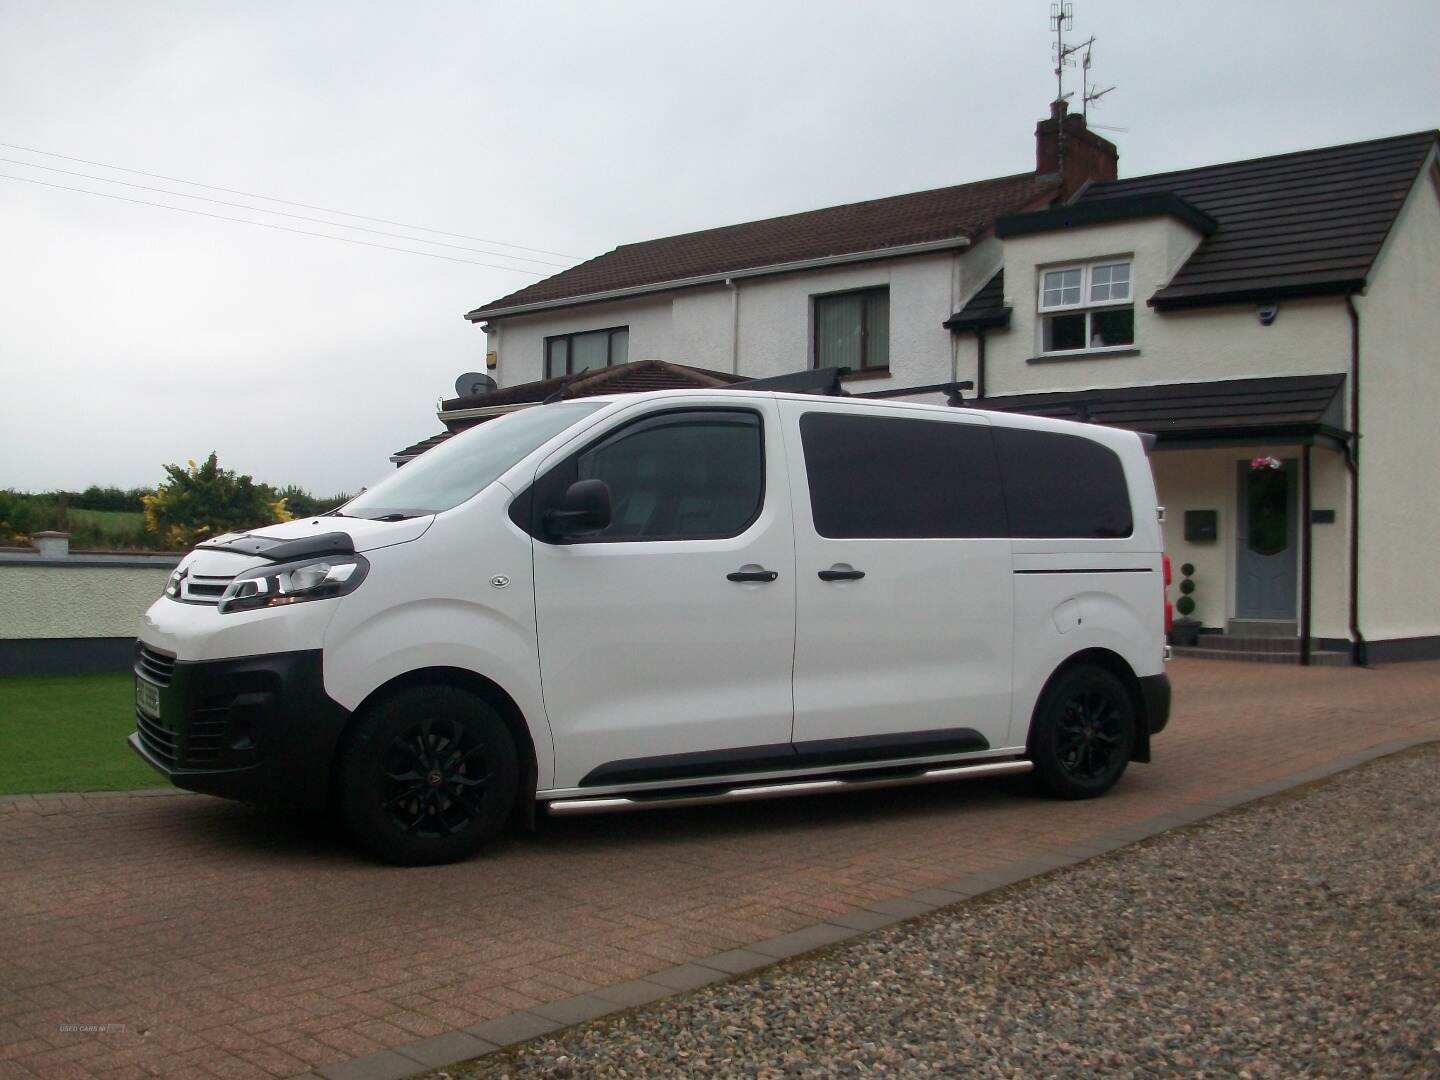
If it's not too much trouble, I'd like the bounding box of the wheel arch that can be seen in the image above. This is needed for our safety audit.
[1027,647,1151,763]
[332,666,541,829]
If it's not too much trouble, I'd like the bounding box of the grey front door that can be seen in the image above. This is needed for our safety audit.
[1235,459,1298,619]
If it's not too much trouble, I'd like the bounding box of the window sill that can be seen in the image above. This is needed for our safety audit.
[839,367,892,382]
[1026,347,1140,365]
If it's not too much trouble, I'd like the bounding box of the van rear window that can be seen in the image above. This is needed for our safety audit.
[798,412,1006,539]
[993,427,1133,538]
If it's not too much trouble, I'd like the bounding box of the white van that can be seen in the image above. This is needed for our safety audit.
[133,390,1171,865]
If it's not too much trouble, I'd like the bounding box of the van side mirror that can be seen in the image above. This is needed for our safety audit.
[543,479,612,540]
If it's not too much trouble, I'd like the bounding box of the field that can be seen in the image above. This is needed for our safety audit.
[66,508,147,532]
[0,673,166,794]
[65,507,150,547]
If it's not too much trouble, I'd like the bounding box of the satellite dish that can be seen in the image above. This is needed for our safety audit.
[455,372,497,398]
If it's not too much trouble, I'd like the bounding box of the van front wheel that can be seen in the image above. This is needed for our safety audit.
[1029,665,1136,799]
[338,686,518,865]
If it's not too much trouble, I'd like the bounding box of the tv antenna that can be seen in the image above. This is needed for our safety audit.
[1050,4,1092,109]
[1081,37,1116,121]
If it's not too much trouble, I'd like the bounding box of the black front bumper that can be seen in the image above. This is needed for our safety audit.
[129,645,351,809]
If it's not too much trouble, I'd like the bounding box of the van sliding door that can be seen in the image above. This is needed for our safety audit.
[781,402,1016,763]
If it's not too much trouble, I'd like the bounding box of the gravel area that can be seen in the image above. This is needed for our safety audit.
[445,744,1440,1078]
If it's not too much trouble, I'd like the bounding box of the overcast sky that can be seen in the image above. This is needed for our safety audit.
[2,0,1436,495]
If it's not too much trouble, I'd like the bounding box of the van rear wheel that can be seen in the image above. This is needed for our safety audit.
[1029,665,1135,799]
[338,686,518,865]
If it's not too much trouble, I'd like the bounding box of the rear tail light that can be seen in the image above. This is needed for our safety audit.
[1162,554,1174,635]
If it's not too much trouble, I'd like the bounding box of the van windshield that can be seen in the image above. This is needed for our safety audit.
[340,402,605,520]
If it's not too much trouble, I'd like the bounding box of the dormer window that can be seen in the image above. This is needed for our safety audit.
[1039,261,1134,354]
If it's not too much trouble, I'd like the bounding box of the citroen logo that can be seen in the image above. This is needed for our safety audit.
[489,575,510,589]
[427,770,443,786]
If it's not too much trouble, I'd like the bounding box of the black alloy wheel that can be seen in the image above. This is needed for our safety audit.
[338,686,518,865]
[381,716,492,840]
[1029,665,1136,799]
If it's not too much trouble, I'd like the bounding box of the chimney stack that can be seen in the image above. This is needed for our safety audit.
[1035,98,1119,198]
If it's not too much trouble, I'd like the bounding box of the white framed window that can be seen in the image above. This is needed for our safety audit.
[1038,261,1134,354]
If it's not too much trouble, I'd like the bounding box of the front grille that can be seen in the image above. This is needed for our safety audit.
[137,644,175,686]
[135,711,177,769]
[181,575,233,605]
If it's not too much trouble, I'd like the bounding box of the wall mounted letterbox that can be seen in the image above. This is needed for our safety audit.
[1184,509,1218,542]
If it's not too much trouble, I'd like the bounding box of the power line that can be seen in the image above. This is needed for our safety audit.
[0,156,570,268]
[0,172,547,273]
[0,140,582,261]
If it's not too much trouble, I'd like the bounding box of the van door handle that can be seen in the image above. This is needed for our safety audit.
[727,567,779,583]
[818,566,865,581]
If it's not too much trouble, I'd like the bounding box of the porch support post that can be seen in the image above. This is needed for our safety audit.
[1300,444,1313,666]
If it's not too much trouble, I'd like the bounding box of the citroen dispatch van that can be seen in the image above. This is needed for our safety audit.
[132,390,1171,865]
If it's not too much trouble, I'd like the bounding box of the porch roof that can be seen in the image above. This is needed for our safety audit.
[973,373,1348,445]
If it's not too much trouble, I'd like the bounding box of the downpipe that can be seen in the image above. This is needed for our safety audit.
[1345,295,1367,667]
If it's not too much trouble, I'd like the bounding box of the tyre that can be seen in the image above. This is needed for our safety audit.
[1028,665,1136,799]
[337,685,519,865]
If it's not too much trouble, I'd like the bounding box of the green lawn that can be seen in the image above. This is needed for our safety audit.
[0,672,167,794]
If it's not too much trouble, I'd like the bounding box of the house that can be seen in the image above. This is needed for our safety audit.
[440,100,1440,665]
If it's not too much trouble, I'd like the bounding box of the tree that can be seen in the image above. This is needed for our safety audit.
[272,484,350,519]
[141,453,292,549]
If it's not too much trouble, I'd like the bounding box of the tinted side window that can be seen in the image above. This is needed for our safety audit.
[993,426,1133,538]
[799,412,1005,539]
[535,409,764,542]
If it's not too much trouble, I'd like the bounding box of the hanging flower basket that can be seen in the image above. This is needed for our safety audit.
[1249,455,1283,471]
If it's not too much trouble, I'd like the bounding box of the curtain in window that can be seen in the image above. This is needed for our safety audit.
[815,293,864,369]
[610,328,628,366]
[571,331,609,372]
[546,338,568,379]
[864,289,888,369]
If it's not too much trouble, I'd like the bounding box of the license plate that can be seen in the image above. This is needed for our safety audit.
[135,678,161,720]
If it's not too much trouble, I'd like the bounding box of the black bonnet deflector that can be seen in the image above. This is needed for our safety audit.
[195,531,355,563]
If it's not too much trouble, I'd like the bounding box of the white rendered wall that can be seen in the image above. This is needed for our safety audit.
[964,219,1353,397]
[1353,156,1440,643]
[488,295,678,388]
[0,565,169,639]
[483,250,979,391]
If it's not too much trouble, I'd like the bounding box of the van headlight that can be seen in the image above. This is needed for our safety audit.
[164,567,187,598]
[218,555,369,614]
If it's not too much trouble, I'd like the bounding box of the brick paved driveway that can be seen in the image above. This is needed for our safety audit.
[3,659,1438,1079]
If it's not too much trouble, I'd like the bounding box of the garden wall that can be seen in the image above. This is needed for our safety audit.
[0,537,180,675]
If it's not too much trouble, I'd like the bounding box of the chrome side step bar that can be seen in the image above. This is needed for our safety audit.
[544,758,1033,817]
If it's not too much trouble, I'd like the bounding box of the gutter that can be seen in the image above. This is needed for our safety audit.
[1344,295,1368,666]
[465,236,972,322]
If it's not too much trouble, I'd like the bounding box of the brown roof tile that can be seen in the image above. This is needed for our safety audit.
[1073,131,1437,309]
[976,373,1347,442]
[467,172,1060,318]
